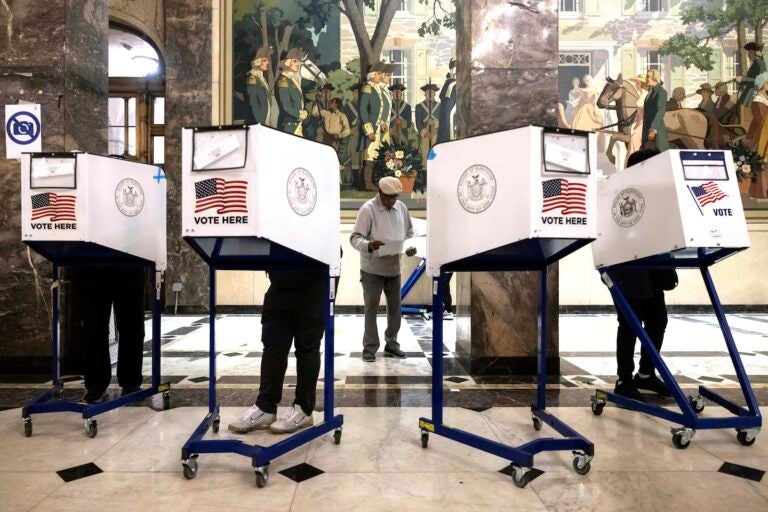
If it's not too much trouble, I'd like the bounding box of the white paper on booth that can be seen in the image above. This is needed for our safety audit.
[545,144,587,173]
[193,133,241,169]
[30,157,76,188]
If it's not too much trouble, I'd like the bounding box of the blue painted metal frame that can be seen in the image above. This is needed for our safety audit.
[419,238,594,469]
[180,237,343,469]
[401,257,429,316]
[21,252,171,430]
[595,261,761,432]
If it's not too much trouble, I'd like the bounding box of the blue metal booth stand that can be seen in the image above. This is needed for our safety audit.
[179,124,343,488]
[589,149,761,449]
[417,126,597,488]
[20,152,171,438]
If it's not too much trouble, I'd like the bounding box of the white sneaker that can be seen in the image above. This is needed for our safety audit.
[228,405,276,434]
[443,310,455,320]
[269,404,314,434]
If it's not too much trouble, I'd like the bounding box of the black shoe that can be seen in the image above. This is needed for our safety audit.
[383,346,407,359]
[81,390,106,404]
[634,373,671,397]
[613,380,647,402]
[362,352,376,362]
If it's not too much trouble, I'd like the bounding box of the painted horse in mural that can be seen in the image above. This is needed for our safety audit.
[595,74,742,164]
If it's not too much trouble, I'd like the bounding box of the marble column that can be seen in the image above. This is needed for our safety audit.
[454,0,560,375]
[164,0,212,309]
[0,0,108,373]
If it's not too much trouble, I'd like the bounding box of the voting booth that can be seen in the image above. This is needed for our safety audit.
[419,126,597,487]
[590,149,761,449]
[180,124,342,488]
[20,152,170,438]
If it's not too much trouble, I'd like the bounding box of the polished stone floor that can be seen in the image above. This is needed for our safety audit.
[0,313,767,510]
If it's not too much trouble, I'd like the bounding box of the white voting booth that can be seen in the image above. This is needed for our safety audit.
[419,126,598,486]
[21,152,167,269]
[19,152,169,438]
[588,149,760,450]
[179,124,343,487]
[181,124,340,274]
[427,125,597,274]
[591,150,749,268]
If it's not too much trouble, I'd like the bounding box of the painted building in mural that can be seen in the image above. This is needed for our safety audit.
[558,0,764,108]
[339,0,455,107]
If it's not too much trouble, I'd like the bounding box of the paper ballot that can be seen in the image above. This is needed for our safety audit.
[376,239,404,257]
[545,144,587,173]
[31,157,76,188]
[193,133,242,169]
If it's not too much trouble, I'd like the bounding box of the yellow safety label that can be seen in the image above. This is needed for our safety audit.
[158,383,171,392]
[595,390,607,401]
[419,420,434,432]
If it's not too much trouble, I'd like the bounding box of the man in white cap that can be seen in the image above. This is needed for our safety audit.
[350,176,417,362]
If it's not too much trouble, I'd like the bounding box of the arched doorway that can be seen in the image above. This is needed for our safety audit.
[108,23,166,166]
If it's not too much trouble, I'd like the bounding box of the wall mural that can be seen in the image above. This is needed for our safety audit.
[231,0,455,200]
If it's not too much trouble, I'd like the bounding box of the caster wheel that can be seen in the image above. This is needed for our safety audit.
[672,432,691,449]
[55,388,64,400]
[333,428,342,445]
[162,392,171,411]
[182,456,199,480]
[737,430,757,447]
[23,418,32,437]
[572,457,591,475]
[255,467,269,488]
[591,400,604,417]
[84,419,98,438]
[420,431,429,449]
[212,419,220,434]
[532,417,542,431]
[511,465,531,488]
[689,395,705,414]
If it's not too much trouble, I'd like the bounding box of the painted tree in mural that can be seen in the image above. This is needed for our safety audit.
[659,0,767,72]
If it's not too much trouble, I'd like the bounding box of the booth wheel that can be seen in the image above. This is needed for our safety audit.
[255,466,269,488]
[212,418,220,434]
[420,429,429,449]
[532,417,542,432]
[84,419,98,438]
[23,417,32,437]
[572,451,592,475]
[162,391,171,411]
[54,387,64,400]
[591,397,605,416]
[736,430,758,447]
[333,427,342,445]
[689,395,705,414]
[510,465,531,488]
[671,428,694,449]
[182,455,199,480]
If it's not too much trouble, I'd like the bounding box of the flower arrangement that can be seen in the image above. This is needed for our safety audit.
[373,140,426,192]
[727,139,764,183]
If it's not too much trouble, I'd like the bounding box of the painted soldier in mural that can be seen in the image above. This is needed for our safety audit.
[247,46,274,126]
[342,83,362,189]
[736,43,766,110]
[379,63,394,145]
[388,83,412,144]
[416,83,440,163]
[310,83,335,142]
[642,69,669,152]
[276,47,308,137]
[358,62,385,191]
[316,97,350,153]
[437,58,457,143]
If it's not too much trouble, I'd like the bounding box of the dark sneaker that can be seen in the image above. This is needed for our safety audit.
[383,346,407,359]
[362,352,376,362]
[613,380,647,402]
[81,390,107,404]
[634,373,672,397]
[121,386,141,396]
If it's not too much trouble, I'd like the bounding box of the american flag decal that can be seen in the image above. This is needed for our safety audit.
[31,192,76,221]
[691,181,727,207]
[542,178,587,215]
[194,177,248,214]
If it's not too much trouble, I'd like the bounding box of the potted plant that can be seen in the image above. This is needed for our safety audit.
[727,139,764,196]
[372,139,425,195]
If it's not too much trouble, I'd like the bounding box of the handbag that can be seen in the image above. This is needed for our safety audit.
[659,269,678,291]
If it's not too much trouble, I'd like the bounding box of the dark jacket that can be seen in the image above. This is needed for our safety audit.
[247,72,272,125]
[643,83,669,151]
[612,269,677,299]
[437,77,456,143]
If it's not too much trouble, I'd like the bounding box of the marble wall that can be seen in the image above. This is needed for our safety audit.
[0,0,108,372]
[455,0,560,375]
[164,0,212,309]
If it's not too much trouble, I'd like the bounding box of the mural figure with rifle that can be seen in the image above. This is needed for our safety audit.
[416,82,440,164]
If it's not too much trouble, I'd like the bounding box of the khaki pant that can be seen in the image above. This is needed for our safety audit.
[361,271,402,356]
